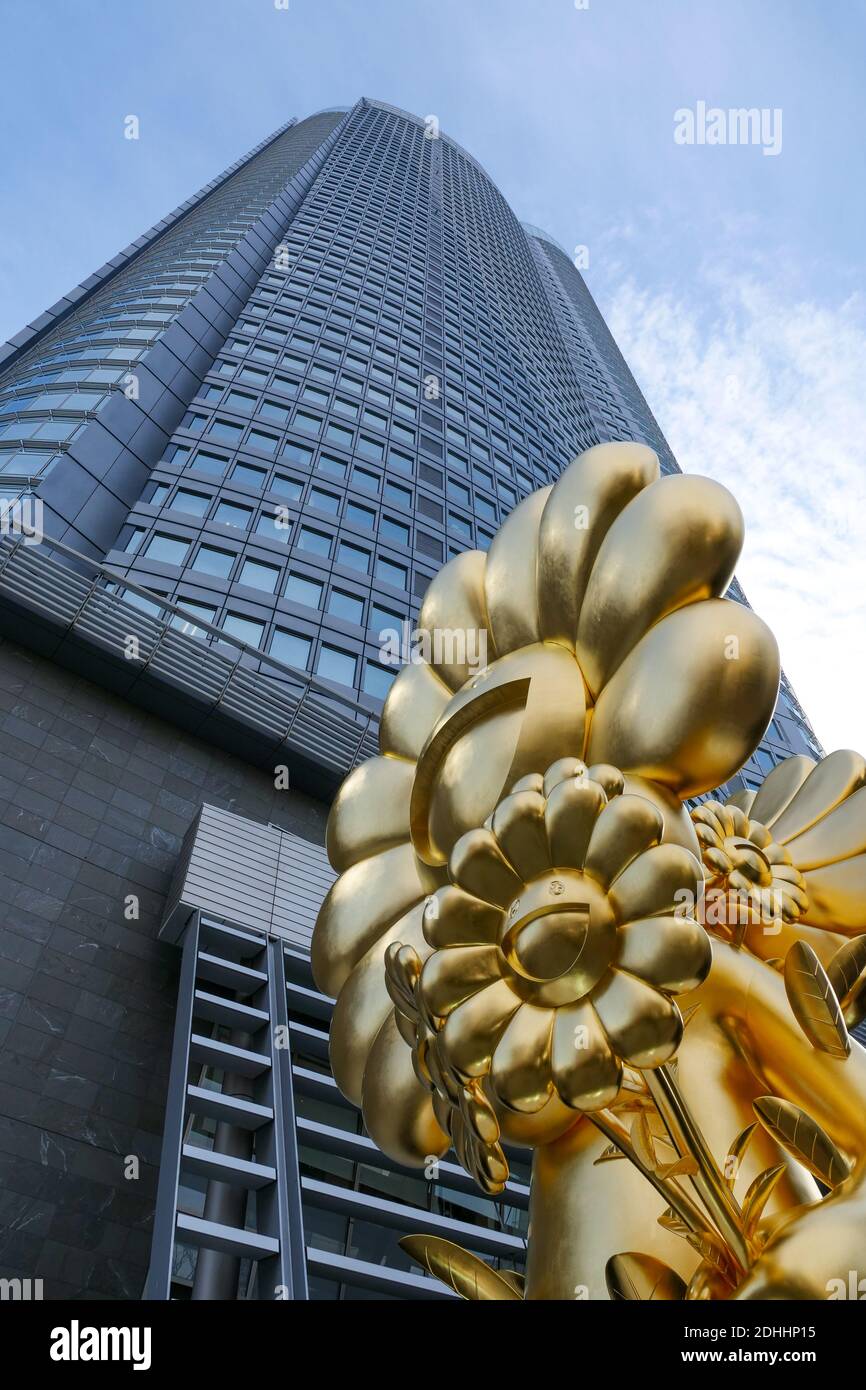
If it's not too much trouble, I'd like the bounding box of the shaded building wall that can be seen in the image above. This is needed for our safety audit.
[0,632,325,1299]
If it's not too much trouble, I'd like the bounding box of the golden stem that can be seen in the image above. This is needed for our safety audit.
[588,1108,716,1247]
[645,1063,750,1273]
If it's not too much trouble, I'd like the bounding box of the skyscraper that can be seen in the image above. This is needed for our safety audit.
[0,98,821,1302]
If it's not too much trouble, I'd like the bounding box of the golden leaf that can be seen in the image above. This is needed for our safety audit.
[657,1206,690,1239]
[656,1155,699,1180]
[741,1163,787,1239]
[498,1270,526,1296]
[724,1121,757,1191]
[827,934,866,1006]
[752,1095,850,1188]
[783,941,850,1059]
[399,1234,523,1300]
[605,1252,687,1301]
[630,1113,658,1171]
[593,1141,627,1166]
[684,1230,732,1277]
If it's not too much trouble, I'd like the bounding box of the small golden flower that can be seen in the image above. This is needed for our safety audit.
[386,758,710,1188]
[690,799,807,941]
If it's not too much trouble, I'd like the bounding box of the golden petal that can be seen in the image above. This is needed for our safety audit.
[576,474,744,698]
[361,1012,450,1166]
[544,775,607,869]
[489,1002,555,1113]
[584,793,664,889]
[749,754,817,830]
[772,750,866,845]
[483,487,551,654]
[727,788,757,816]
[417,549,494,691]
[312,842,440,997]
[450,826,524,907]
[440,978,523,1078]
[704,847,732,875]
[330,902,429,1105]
[422,885,503,948]
[608,842,702,921]
[379,659,451,760]
[747,820,772,849]
[800,854,866,933]
[510,772,545,794]
[586,763,625,800]
[784,786,866,871]
[326,755,415,872]
[543,756,587,798]
[587,599,780,797]
[491,789,550,880]
[593,970,683,1068]
[550,1000,622,1109]
[420,943,503,1019]
[693,801,727,839]
[537,441,660,649]
[622,775,701,856]
[413,643,587,865]
[616,915,712,994]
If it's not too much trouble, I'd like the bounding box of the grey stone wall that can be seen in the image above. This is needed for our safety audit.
[0,633,326,1300]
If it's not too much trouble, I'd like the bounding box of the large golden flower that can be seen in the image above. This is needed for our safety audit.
[313,442,781,1169]
[386,757,710,1191]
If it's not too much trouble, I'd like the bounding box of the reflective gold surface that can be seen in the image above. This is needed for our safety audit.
[312,440,866,1300]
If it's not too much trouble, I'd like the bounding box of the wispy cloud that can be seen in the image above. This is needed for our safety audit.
[594,261,866,753]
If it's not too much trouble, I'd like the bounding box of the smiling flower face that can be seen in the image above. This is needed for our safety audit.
[312,442,782,1171]
[385,758,710,1190]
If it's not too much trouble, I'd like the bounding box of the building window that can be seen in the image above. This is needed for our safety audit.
[144,532,189,565]
[270,628,311,669]
[173,489,210,516]
[239,558,280,593]
[317,644,356,687]
[285,573,323,609]
[192,545,235,578]
[222,613,265,647]
[363,662,396,700]
[298,526,332,557]
[376,556,407,588]
[328,589,364,624]
[214,501,252,529]
[337,540,370,573]
[171,601,216,639]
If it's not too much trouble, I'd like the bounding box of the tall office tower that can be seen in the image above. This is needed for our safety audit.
[0,99,822,1303]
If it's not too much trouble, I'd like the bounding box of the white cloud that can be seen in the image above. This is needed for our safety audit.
[597,266,866,753]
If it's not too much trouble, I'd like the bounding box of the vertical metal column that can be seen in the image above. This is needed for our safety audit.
[144,912,201,1300]
[256,940,309,1300]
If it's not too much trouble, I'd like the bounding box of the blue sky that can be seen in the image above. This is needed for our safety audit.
[1,0,864,750]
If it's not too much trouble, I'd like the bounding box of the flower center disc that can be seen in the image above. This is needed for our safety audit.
[499,869,617,1007]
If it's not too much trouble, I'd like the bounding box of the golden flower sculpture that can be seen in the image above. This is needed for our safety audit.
[386,758,710,1192]
[313,441,781,1171]
[313,438,866,1303]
